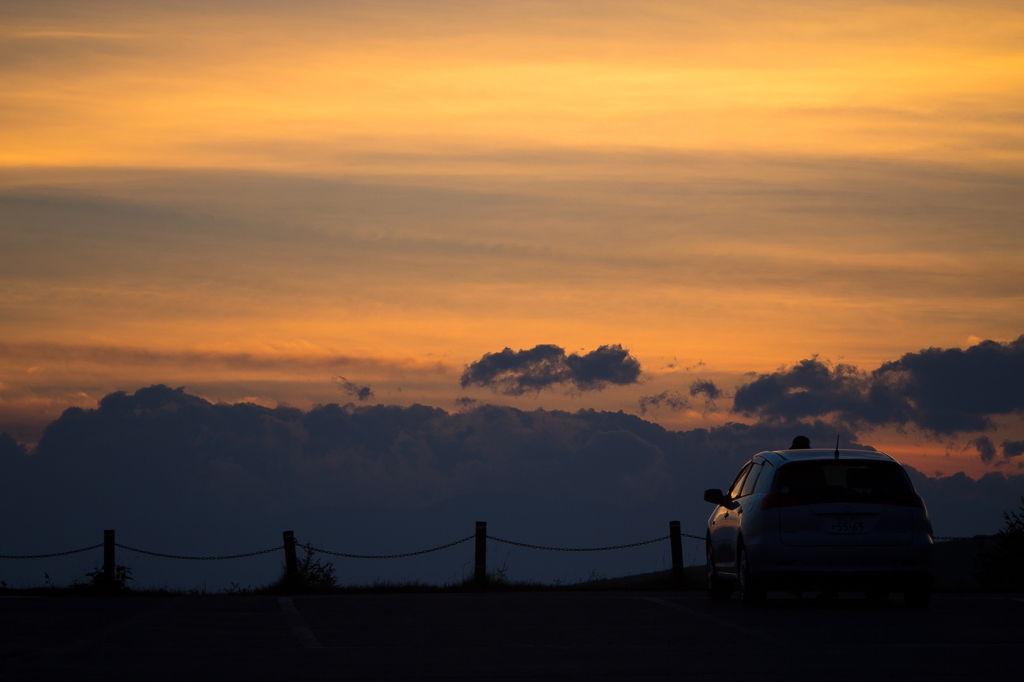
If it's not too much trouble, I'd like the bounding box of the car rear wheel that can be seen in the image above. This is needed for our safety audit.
[706,543,731,600]
[737,545,766,607]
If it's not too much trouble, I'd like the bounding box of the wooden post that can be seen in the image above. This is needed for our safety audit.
[669,521,683,581]
[283,530,298,584]
[103,529,115,588]
[474,521,487,584]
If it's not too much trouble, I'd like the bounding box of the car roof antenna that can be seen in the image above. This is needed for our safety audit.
[834,434,840,459]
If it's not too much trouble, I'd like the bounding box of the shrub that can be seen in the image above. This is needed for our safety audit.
[84,563,133,591]
[295,542,337,591]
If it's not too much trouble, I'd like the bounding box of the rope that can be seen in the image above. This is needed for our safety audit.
[306,535,475,559]
[4,531,970,561]
[115,544,283,560]
[0,544,103,559]
[487,535,670,552]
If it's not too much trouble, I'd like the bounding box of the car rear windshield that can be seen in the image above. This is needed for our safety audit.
[772,460,914,505]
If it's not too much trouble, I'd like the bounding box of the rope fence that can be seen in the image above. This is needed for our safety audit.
[487,535,670,552]
[307,535,475,559]
[0,525,978,587]
[115,544,284,561]
[0,522,693,586]
[0,544,103,560]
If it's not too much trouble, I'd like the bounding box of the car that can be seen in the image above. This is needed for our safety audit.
[703,447,934,607]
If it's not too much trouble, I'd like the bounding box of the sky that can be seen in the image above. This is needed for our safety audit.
[2,0,1024,575]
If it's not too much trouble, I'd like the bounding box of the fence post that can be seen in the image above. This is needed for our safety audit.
[474,521,487,584]
[103,529,115,588]
[669,521,683,581]
[283,530,298,584]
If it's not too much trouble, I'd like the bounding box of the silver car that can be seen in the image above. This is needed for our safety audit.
[703,448,934,606]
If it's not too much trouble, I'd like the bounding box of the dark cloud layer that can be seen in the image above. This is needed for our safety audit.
[2,385,1021,589]
[733,336,1024,435]
[460,344,641,395]
[0,432,26,458]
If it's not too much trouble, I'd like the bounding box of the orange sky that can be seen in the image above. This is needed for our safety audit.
[1,0,1022,477]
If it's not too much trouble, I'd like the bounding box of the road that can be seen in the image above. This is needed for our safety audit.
[2,592,1021,680]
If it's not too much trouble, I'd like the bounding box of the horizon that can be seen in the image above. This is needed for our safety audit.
[2,1,1023,588]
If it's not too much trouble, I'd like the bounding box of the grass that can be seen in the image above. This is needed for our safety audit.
[0,567,702,597]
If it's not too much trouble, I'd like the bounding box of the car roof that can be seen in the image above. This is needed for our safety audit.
[758,448,898,464]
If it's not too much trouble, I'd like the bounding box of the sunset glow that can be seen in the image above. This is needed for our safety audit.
[2,0,1023,480]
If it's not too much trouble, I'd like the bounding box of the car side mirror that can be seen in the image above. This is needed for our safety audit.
[703,488,725,505]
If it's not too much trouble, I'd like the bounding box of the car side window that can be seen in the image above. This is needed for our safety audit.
[753,461,775,494]
[727,463,753,499]
[740,462,763,497]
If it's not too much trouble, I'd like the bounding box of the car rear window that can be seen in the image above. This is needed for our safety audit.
[772,460,914,505]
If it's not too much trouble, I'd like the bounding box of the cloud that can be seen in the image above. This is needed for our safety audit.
[874,336,1024,433]
[973,436,997,463]
[637,391,689,416]
[454,397,478,407]
[732,336,1024,436]
[689,379,722,401]
[460,344,641,395]
[0,432,26,458]
[689,378,722,415]
[1002,440,1024,459]
[0,396,82,445]
[333,376,374,402]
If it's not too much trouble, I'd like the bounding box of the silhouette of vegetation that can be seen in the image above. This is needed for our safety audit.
[0,564,702,596]
[295,542,337,590]
[84,563,133,591]
[975,496,1024,592]
[265,542,337,594]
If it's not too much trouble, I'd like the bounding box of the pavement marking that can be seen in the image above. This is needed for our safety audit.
[644,597,788,647]
[277,597,323,649]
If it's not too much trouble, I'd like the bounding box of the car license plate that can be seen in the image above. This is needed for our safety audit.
[827,515,866,534]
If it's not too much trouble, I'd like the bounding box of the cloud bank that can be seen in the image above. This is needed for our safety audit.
[733,336,1024,435]
[460,344,642,395]
[2,385,1022,589]
[0,432,26,458]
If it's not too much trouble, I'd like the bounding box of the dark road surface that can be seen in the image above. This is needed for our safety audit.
[2,592,1021,680]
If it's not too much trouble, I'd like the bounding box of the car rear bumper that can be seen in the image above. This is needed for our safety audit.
[748,534,933,590]
[757,569,931,591]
